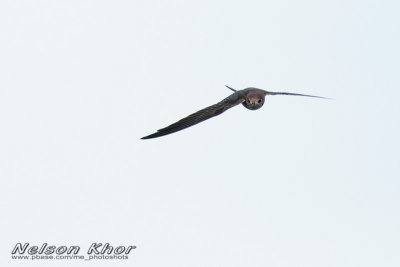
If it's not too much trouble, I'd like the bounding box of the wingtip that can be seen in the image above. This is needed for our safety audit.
[141,131,165,140]
[266,91,331,100]
[140,134,154,140]
[310,95,333,100]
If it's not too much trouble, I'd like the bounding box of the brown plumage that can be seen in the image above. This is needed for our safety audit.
[141,86,328,139]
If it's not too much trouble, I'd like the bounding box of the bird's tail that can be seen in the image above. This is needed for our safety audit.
[225,85,236,92]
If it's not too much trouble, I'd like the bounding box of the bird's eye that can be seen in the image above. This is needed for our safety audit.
[258,99,262,103]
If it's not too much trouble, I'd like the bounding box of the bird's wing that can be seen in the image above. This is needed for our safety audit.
[141,92,245,139]
[265,91,329,99]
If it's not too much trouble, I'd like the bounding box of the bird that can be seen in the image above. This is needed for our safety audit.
[141,86,328,139]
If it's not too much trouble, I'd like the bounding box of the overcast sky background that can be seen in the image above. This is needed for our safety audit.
[1,0,399,266]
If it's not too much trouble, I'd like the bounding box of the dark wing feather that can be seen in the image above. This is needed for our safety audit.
[141,92,245,139]
[266,91,329,99]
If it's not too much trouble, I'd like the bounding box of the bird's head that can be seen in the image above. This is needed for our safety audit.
[243,94,265,110]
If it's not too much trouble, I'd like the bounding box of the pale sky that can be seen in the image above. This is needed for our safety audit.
[1,0,399,266]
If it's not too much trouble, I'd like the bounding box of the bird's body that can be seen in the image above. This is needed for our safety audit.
[141,86,327,139]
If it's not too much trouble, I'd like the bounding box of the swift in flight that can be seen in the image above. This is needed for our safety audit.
[141,86,328,139]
